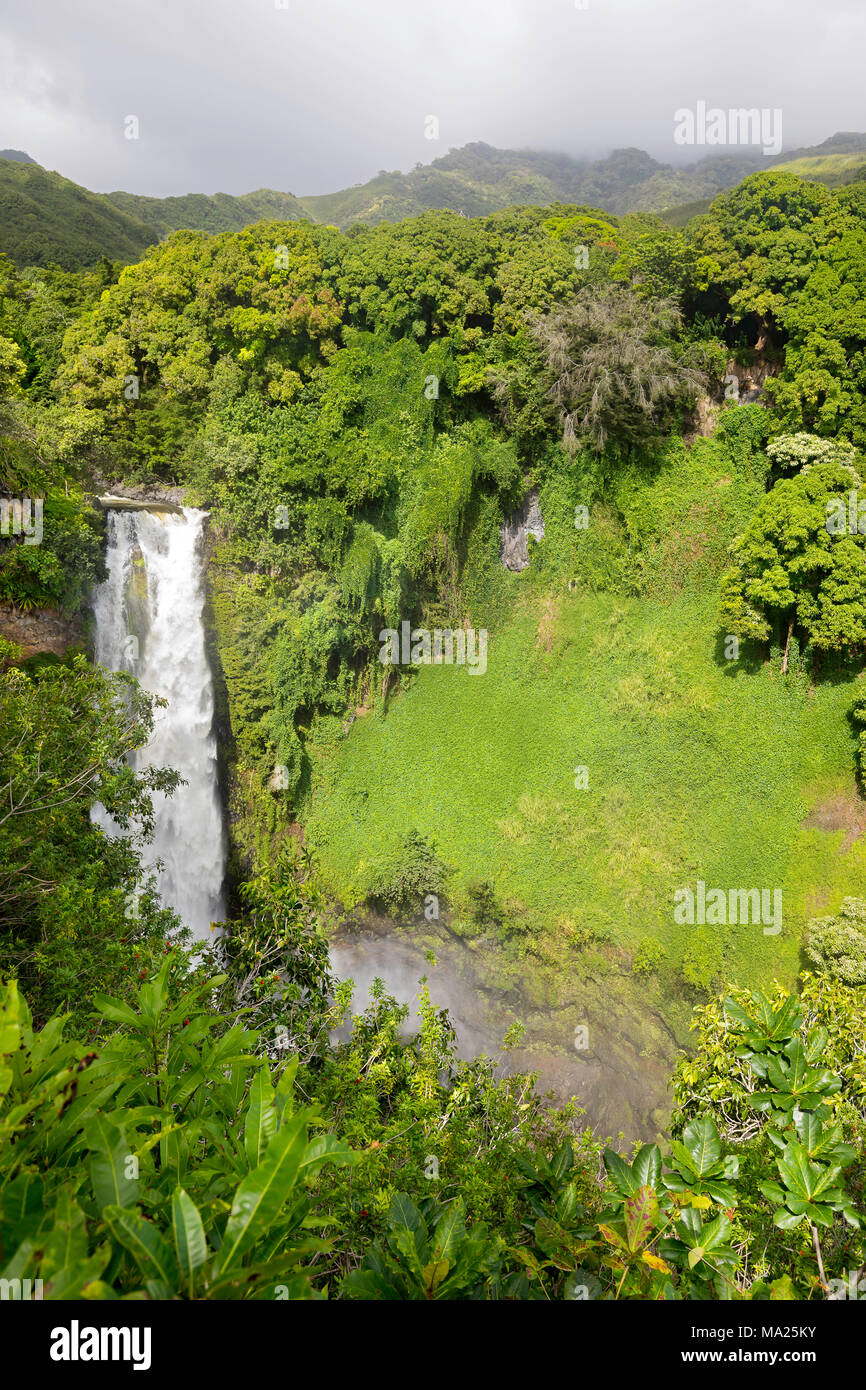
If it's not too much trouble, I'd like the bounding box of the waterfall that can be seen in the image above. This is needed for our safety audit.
[92,506,225,939]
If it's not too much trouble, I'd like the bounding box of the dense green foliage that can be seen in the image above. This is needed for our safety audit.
[0,156,157,269]
[0,655,182,1024]
[806,899,866,985]
[4,154,866,1301]
[106,187,309,239]
[3,958,863,1299]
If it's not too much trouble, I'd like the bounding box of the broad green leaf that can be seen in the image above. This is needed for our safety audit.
[668,1138,700,1180]
[432,1202,467,1264]
[171,1187,208,1287]
[43,1245,112,1300]
[84,1115,138,1212]
[0,1172,44,1246]
[274,1054,299,1123]
[137,956,172,1028]
[703,1180,737,1206]
[244,1066,277,1170]
[564,1269,602,1300]
[682,1118,722,1176]
[0,980,22,1054]
[389,1192,423,1235]
[341,1268,402,1300]
[759,1181,786,1205]
[218,1113,308,1272]
[699,1213,732,1252]
[793,1109,823,1153]
[91,995,142,1029]
[549,1139,573,1181]
[632,1144,662,1188]
[769,1274,799,1300]
[722,998,757,1030]
[298,1132,357,1178]
[103,1206,178,1289]
[81,1281,118,1300]
[534,1216,577,1266]
[598,1223,628,1252]
[603,1148,639,1196]
[422,1259,450,1295]
[804,1028,829,1064]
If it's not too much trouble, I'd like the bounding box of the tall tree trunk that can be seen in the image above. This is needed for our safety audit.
[781,617,794,675]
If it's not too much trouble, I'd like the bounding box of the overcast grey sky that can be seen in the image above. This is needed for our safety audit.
[1,0,864,197]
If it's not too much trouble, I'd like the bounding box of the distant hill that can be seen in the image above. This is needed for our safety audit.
[297,143,764,224]
[2,131,865,269]
[656,133,866,226]
[105,186,309,237]
[0,156,158,269]
[299,132,866,228]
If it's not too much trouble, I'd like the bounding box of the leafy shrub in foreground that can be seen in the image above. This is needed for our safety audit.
[0,962,355,1299]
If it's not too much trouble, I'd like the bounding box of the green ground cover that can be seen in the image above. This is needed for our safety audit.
[304,429,866,999]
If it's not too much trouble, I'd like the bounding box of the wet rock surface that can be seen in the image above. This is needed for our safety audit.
[501,489,545,572]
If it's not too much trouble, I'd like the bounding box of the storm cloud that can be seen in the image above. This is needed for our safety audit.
[1,0,863,197]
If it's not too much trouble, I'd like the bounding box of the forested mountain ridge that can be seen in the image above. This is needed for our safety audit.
[3,129,866,269]
[105,185,310,238]
[0,155,159,268]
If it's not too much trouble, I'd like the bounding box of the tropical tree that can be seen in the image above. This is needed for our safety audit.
[719,459,866,668]
[531,284,704,453]
[806,899,866,986]
[0,656,182,1024]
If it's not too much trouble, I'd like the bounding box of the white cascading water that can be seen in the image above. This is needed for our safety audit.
[92,507,225,939]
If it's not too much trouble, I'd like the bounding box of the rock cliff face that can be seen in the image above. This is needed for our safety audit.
[0,603,83,658]
[94,485,186,514]
[500,489,545,572]
[725,355,780,404]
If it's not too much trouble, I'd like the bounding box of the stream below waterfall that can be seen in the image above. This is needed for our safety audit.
[330,924,673,1140]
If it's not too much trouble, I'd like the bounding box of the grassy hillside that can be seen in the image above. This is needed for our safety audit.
[305,587,863,972]
[774,153,866,186]
[0,156,158,268]
[659,134,866,227]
